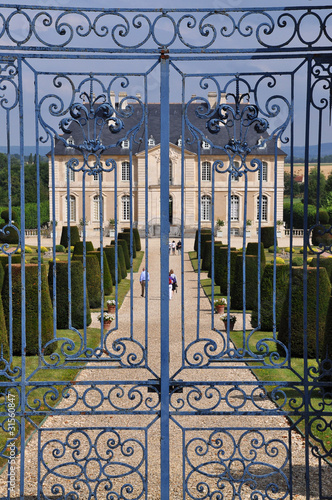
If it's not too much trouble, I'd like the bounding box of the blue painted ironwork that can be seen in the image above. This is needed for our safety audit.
[0,5,331,500]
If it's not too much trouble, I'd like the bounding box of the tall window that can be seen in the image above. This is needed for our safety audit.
[230,195,239,221]
[122,195,130,221]
[257,195,268,221]
[69,168,75,182]
[122,161,130,181]
[258,162,268,182]
[201,195,211,221]
[202,161,211,181]
[169,160,172,184]
[231,161,240,182]
[66,195,76,222]
[93,194,104,222]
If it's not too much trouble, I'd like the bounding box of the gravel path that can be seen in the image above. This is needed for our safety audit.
[1,239,331,499]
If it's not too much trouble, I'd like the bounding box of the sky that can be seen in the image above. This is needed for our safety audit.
[0,0,329,149]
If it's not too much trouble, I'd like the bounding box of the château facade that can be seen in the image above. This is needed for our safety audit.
[48,94,286,238]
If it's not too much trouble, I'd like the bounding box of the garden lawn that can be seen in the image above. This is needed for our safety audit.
[230,330,332,457]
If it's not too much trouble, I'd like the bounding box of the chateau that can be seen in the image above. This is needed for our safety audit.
[48,93,286,239]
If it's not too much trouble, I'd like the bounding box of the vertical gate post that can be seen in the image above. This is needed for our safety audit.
[160,49,170,500]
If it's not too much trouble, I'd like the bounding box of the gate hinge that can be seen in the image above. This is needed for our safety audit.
[160,49,169,60]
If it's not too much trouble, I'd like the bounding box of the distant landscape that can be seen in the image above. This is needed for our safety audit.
[2,142,332,164]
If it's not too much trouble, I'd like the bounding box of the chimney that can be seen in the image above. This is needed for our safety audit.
[118,91,127,102]
[110,90,115,108]
[207,91,217,108]
[136,92,142,100]
[220,93,227,104]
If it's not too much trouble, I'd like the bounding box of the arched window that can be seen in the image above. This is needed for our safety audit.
[122,161,130,181]
[258,162,268,182]
[93,194,104,222]
[122,195,130,221]
[66,195,76,222]
[257,195,268,221]
[230,195,239,221]
[202,161,211,181]
[201,195,211,221]
[169,160,173,185]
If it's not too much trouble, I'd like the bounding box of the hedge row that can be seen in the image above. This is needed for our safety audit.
[231,255,266,310]
[118,232,136,259]
[72,254,101,308]
[88,250,112,295]
[60,226,80,249]
[48,260,91,330]
[2,264,55,356]
[112,239,130,270]
[123,228,141,252]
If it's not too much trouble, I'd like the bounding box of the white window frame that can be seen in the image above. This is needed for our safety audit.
[69,168,75,182]
[122,161,130,181]
[66,195,76,222]
[230,195,239,221]
[92,194,104,222]
[148,135,155,147]
[202,161,211,181]
[202,140,210,150]
[201,195,211,221]
[121,139,129,149]
[258,161,268,182]
[122,195,130,221]
[257,195,268,222]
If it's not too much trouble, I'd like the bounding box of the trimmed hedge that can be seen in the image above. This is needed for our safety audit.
[251,263,289,331]
[207,242,224,278]
[112,239,130,270]
[194,229,211,252]
[123,228,141,252]
[0,262,4,291]
[0,222,19,244]
[73,240,95,256]
[117,244,127,279]
[309,257,332,285]
[72,254,101,308]
[60,226,80,249]
[278,267,331,358]
[231,254,266,310]
[0,294,10,379]
[0,254,21,267]
[104,246,122,285]
[215,248,239,295]
[2,264,55,356]
[261,227,276,249]
[56,245,65,253]
[118,232,136,258]
[48,260,91,330]
[87,251,112,295]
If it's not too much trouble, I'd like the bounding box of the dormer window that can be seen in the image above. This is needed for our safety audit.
[121,139,129,149]
[177,136,182,147]
[67,136,74,147]
[202,140,210,150]
[148,135,155,147]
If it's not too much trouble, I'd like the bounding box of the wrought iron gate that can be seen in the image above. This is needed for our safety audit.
[0,5,332,499]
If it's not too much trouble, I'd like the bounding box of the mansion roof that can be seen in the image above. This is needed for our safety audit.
[51,102,286,158]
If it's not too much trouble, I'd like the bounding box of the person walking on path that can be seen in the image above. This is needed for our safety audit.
[172,240,176,255]
[170,269,177,296]
[176,240,182,255]
[140,267,150,297]
[169,272,173,300]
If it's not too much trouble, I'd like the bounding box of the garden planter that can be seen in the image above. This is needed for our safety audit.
[103,320,112,330]
[223,320,235,331]
[215,304,225,314]
[107,304,116,314]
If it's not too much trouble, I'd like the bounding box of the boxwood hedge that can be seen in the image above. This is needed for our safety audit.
[123,227,141,251]
[112,239,130,270]
[60,225,80,249]
[278,267,331,358]
[215,248,239,295]
[309,257,332,284]
[2,264,55,356]
[0,294,10,379]
[87,250,112,295]
[231,254,266,310]
[261,227,276,249]
[194,229,211,252]
[48,260,91,330]
[73,241,95,256]
[72,254,101,308]
[104,246,122,285]
[251,263,289,331]
[118,232,136,258]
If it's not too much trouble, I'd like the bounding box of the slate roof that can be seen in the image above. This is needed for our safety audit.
[52,102,286,158]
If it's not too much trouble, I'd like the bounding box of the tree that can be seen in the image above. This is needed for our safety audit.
[307,168,327,207]
[284,172,301,197]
